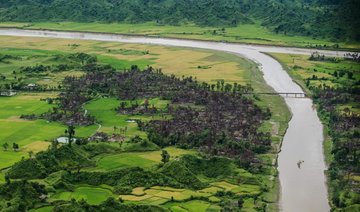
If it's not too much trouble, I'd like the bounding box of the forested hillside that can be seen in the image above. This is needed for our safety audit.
[0,0,359,41]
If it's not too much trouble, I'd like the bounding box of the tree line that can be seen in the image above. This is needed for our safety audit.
[0,0,359,41]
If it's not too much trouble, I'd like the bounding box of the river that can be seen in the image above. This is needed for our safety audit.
[0,28,337,212]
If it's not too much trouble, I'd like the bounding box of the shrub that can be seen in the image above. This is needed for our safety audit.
[7,159,46,179]
[113,185,132,194]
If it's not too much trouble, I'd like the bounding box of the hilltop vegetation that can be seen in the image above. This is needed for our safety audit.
[0,0,359,42]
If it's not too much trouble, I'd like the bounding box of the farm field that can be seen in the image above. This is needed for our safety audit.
[0,93,97,169]
[269,53,360,114]
[0,35,289,211]
[1,21,359,50]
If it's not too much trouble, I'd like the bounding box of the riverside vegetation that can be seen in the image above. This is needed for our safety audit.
[0,37,290,211]
[270,52,360,211]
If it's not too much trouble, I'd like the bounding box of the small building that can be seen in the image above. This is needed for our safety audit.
[88,132,108,142]
[25,83,38,90]
[56,137,76,144]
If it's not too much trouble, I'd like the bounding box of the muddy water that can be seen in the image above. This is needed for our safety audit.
[0,28,335,211]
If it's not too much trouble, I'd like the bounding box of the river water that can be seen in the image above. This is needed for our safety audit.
[0,28,337,211]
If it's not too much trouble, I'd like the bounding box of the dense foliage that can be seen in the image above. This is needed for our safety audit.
[8,145,94,179]
[0,0,359,41]
[180,154,235,178]
[160,160,206,189]
[61,167,186,190]
[7,143,123,180]
[312,85,360,209]
[0,180,47,211]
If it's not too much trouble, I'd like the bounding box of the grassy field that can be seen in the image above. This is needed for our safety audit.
[0,93,97,170]
[0,48,88,88]
[50,186,115,204]
[93,147,195,171]
[84,97,170,137]
[1,21,359,50]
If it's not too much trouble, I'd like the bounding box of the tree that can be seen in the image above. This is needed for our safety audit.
[225,83,232,92]
[12,143,19,151]
[161,150,170,164]
[119,102,127,110]
[65,125,76,147]
[2,142,9,151]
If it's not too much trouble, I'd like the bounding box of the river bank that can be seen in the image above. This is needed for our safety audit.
[0,22,359,51]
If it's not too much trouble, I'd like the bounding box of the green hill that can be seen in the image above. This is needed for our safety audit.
[0,0,359,41]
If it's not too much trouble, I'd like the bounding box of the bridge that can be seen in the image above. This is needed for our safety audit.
[244,92,307,98]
